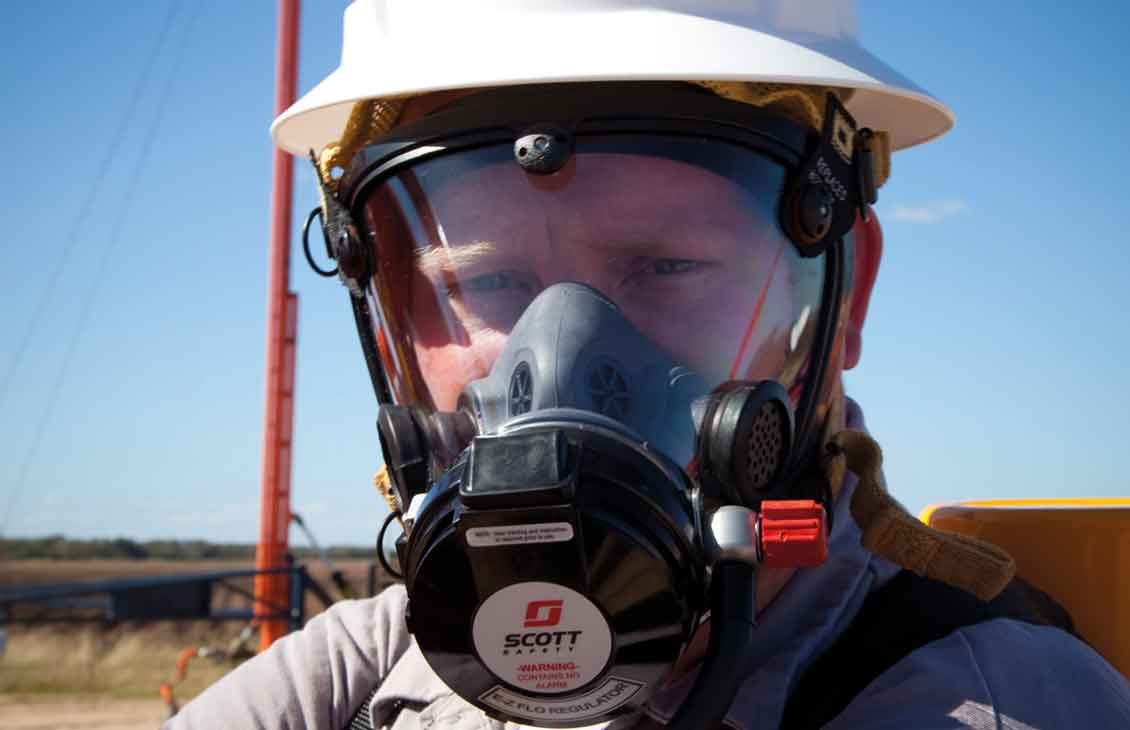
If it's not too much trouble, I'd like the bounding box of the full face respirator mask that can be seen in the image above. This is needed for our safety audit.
[307,83,877,727]
[377,283,828,728]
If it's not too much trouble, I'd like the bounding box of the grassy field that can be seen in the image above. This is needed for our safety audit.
[0,559,391,701]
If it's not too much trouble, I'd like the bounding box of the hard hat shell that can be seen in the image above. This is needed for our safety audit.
[272,0,954,156]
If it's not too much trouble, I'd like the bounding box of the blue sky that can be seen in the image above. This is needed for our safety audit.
[1,1,1127,545]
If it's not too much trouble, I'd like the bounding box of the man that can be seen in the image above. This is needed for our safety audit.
[169,1,1130,728]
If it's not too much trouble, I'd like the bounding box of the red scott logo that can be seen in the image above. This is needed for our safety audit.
[523,599,564,628]
[504,598,582,656]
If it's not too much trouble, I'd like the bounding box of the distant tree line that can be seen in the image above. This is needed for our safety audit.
[1,535,375,561]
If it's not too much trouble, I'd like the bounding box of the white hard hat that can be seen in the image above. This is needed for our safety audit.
[272,0,953,156]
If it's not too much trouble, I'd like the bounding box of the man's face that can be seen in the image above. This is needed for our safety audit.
[363,143,822,412]
[355,89,880,619]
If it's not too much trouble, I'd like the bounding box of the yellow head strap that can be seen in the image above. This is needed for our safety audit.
[316,83,891,195]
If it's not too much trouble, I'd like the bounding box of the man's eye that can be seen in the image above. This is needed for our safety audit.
[462,271,534,293]
[651,259,700,275]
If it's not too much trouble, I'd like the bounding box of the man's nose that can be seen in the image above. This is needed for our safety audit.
[535,256,619,305]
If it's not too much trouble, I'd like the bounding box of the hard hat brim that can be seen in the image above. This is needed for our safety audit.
[271,5,953,155]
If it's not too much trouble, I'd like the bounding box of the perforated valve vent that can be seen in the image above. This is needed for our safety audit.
[747,401,787,492]
[701,380,795,507]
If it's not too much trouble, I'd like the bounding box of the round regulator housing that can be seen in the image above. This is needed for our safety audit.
[399,414,704,727]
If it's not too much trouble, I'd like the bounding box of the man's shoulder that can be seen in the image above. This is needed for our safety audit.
[164,584,413,729]
[829,618,1130,729]
[954,618,1129,706]
[348,582,408,626]
[318,582,411,667]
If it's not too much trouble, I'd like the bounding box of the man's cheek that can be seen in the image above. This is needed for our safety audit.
[415,335,507,411]
[649,304,756,381]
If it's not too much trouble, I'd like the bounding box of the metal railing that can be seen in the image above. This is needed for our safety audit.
[0,561,342,630]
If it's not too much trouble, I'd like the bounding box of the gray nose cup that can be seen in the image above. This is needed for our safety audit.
[460,282,708,466]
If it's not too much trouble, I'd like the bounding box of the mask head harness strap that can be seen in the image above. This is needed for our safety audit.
[308,151,371,298]
[782,93,877,257]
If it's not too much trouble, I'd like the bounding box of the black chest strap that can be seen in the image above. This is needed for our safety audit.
[779,570,1075,730]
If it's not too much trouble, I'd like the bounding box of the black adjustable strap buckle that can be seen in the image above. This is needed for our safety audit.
[781,94,878,257]
[308,151,372,298]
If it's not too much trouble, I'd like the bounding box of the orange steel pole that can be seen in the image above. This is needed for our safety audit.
[255,0,300,651]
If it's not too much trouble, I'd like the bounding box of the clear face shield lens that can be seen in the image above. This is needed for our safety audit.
[360,135,826,465]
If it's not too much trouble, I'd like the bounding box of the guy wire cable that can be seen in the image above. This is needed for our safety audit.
[0,1,201,537]
[0,0,183,415]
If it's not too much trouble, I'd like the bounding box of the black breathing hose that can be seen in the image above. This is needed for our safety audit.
[667,561,757,730]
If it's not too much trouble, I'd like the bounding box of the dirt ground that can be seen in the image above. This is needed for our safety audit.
[0,694,168,730]
[1,559,395,728]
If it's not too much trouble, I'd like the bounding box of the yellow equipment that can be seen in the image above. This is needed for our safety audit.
[921,499,1130,676]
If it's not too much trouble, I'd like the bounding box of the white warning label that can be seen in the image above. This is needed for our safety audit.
[471,582,611,694]
[479,677,645,722]
[465,522,574,547]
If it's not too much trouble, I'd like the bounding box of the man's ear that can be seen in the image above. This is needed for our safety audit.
[844,213,883,370]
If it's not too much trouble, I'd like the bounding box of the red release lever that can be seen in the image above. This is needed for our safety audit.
[758,500,828,567]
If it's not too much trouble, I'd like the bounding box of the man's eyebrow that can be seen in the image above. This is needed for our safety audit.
[415,242,500,278]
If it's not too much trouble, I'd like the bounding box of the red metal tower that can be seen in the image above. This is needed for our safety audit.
[254,0,300,651]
